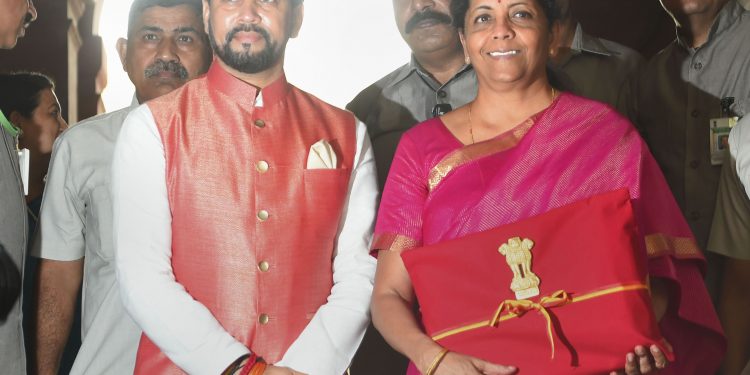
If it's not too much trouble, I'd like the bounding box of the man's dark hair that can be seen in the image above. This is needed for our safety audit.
[127,0,204,38]
[450,0,559,30]
[0,72,55,118]
[205,0,304,6]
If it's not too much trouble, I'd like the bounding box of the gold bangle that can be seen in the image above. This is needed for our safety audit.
[425,348,449,375]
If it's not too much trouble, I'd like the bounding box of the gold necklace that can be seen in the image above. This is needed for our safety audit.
[467,87,556,145]
[468,103,476,145]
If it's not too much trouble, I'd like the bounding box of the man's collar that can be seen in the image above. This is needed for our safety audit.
[386,56,421,87]
[676,0,742,50]
[388,55,473,88]
[570,23,613,57]
[206,60,290,108]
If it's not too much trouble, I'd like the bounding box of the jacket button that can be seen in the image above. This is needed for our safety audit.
[256,160,269,173]
[258,261,270,272]
[257,210,269,221]
[259,314,269,325]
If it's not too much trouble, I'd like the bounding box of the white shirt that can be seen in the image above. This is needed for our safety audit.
[111,97,378,375]
[34,102,141,375]
[730,115,750,197]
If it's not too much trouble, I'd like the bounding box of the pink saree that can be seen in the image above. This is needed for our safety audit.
[373,93,725,374]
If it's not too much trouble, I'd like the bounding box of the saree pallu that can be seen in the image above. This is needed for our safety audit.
[374,93,725,374]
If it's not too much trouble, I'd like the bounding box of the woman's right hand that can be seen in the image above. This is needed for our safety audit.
[430,351,517,375]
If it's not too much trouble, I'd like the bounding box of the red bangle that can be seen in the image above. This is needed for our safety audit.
[248,360,267,375]
[223,354,250,375]
[238,353,258,375]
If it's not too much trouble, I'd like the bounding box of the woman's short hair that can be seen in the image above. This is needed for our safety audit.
[450,0,559,30]
[0,72,55,118]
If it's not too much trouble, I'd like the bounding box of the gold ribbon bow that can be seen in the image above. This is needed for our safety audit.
[431,283,649,360]
[490,290,572,359]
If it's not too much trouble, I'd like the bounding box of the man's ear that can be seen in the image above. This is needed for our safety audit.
[203,0,211,37]
[116,38,129,72]
[8,111,25,130]
[289,3,304,39]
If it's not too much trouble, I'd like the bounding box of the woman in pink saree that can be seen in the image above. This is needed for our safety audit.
[369,0,725,374]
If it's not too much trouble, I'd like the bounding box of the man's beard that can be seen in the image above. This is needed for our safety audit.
[209,22,279,74]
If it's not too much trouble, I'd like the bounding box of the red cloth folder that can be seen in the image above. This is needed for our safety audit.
[401,189,674,374]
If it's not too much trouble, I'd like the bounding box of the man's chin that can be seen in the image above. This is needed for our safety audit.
[407,32,458,54]
[0,38,19,49]
[2,29,24,49]
[227,44,264,59]
[142,82,185,101]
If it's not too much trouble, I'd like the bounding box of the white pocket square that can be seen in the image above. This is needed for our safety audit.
[307,139,337,169]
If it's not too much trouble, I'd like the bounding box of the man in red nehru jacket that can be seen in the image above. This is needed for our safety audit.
[111,0,378,374]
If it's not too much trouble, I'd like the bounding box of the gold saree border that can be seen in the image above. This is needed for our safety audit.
[428,117,537,192]
[645,233,702,259]
[372,233,419,253]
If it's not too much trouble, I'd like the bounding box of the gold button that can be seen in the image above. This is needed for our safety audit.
[254,119,266,128]
[258,260,270,272]
[257,210,269,221]
[259,313,269,325]
[256,160,269,173]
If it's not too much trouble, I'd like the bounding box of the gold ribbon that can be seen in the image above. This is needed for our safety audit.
[431,283,649,359]
[490,290,571,359]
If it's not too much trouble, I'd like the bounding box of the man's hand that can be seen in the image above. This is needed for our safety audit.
[610,344,670,375]
[35,259,83,375]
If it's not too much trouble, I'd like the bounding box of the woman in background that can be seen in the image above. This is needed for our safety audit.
[0,72,67,207]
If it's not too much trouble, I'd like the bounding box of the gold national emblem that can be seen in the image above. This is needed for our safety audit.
[499,237,541,300]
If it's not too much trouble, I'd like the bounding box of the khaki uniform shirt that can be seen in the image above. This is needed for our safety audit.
[32,103,141,374]
[551,23,645,112]
[347,58,477,190]
[627,0,750,250]
[0,114,27,375]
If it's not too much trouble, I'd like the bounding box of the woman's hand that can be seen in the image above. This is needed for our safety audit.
[433,352,516,375]
[609,344,669,375]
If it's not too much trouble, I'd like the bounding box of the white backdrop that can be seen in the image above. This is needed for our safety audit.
[98,0,411,112]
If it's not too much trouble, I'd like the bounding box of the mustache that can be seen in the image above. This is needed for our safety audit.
[144,60,189,80]
[405,10,453,34]
[225,24,271,45]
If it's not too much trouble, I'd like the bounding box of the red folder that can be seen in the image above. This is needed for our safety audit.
[401,189,674,374]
